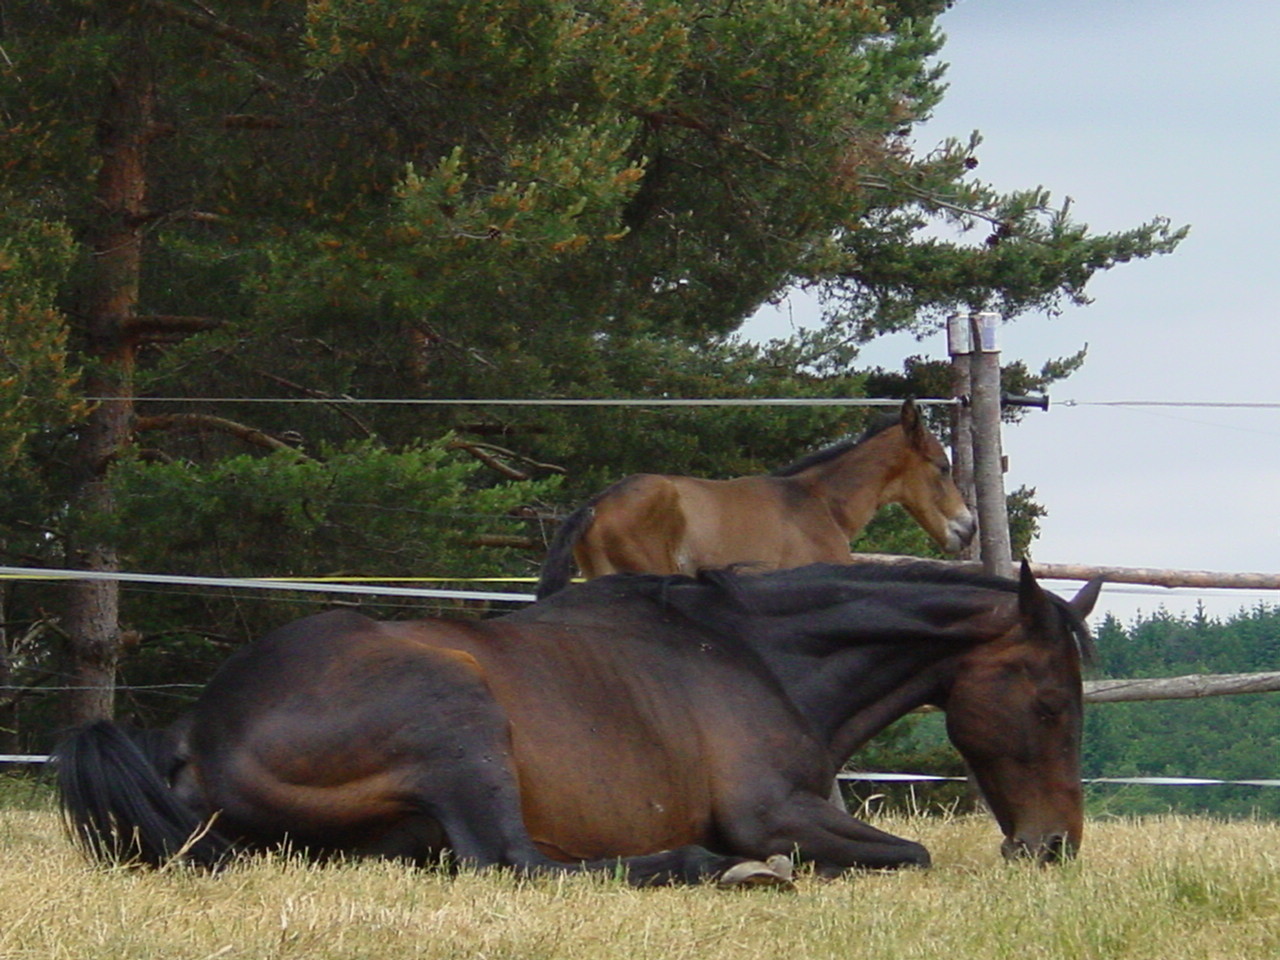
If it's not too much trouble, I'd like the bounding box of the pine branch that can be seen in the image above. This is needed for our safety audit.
[856,174,1007,228]
[636,109,780,164]
[0,668,59,711]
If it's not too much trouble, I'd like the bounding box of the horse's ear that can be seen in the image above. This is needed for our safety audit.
[900,397,924,444]
[1069,577,1104,619]
[1017,558,1056,631]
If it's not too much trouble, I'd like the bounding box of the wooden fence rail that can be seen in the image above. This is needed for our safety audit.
[1085,671,1280,703]
[857,553,1280,590]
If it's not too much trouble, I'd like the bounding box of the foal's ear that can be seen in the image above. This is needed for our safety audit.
[900,397,924,443]
[1016,558,1056,631]
[1069,577,1104,619]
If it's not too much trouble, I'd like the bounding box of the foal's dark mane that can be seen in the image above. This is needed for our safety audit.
[770,412,900,478]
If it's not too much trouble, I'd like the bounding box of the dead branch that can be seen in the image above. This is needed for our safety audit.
[223,114,285,130]
[135,413,308,458]
[250,368,375,438]
[464,535,543,551]
[446,441,528,480]
[125,314,224,341]
[139,0,285,63]
[449,440,565,475]
[456,422,551,437]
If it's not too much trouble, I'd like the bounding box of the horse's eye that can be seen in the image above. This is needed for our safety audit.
[1034,693,1068,720]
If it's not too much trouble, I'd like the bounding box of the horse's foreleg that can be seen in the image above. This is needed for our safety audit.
[433,780,788,886]
[579,847,792,887]
[405,703,785,886]
[723,792,931,873]
[431,771,791,886]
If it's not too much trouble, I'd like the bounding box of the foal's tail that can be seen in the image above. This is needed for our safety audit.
[535,501,596,598]
[54,721,231,867]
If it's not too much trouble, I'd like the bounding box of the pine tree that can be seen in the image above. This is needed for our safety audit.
[0,0,1184,732]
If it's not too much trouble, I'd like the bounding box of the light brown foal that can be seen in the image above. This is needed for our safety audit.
[537,398,976,597]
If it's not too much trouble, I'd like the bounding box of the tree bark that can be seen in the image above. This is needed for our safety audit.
[61,33,153,726]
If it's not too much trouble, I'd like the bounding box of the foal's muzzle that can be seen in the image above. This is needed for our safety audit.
[945,512,978,554]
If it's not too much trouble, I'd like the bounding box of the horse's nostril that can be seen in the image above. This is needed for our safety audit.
[1042,833,1078,863]
[1002,834,1075,864]
[1001,837,1032,861]
[1041,835,1066,863]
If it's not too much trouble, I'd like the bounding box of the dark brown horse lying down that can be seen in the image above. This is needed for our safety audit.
[57,562,1099,885]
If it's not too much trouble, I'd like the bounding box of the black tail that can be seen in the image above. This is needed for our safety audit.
[535,502,596,598]
[54,721,231,867]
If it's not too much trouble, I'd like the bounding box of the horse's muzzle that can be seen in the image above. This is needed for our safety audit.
[1001,833,1076,864]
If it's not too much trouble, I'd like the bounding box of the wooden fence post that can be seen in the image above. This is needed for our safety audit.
[968,312,1013,577]
[947,315,979,562]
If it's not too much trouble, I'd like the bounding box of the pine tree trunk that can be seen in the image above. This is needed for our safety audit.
[0,579,15,753]
[61,34,152,726]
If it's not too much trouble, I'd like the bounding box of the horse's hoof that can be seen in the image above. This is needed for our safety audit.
[716,856,795,890]
[765,854,794,882]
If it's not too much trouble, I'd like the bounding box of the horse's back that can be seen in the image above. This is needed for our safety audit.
[578,472,851,575]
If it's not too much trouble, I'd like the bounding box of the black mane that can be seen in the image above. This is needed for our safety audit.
[711,563,1095,662]
[770,412,900,478]
[550,562,1096,663]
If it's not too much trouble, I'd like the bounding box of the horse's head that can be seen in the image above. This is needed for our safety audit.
[942,563,1101,863]
[883,399,976,554]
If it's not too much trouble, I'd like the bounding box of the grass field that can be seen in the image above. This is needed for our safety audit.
[0,785,1276,960]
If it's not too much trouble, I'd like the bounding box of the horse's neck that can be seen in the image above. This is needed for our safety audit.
[798,436,899,535]
[753,592,1018,760]
[779,643,959,761]
[829,656,956,762]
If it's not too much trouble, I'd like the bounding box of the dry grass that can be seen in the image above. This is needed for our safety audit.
[1,803,1277,960]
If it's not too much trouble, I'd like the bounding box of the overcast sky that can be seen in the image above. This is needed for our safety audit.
[743,0,1280,625]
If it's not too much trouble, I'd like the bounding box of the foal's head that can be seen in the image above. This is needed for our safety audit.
[873,399,976,554]
[942,564,1101,863]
